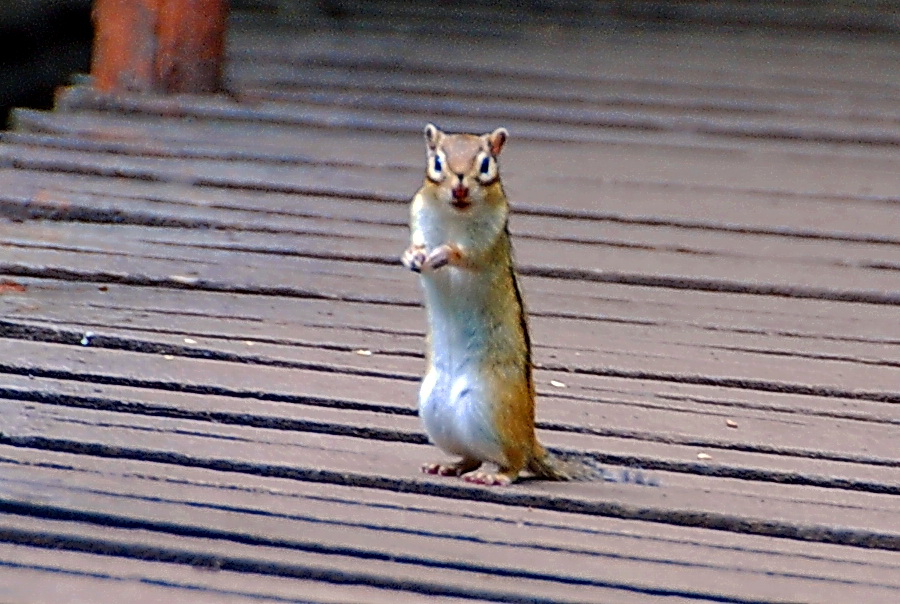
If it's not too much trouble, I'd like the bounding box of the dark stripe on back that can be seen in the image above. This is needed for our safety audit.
[505,223,534,394]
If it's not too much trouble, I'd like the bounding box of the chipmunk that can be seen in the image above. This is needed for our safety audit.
[401,123,594,486]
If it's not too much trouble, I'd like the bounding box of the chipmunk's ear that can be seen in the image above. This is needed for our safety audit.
[486,127,508,156]
[424,123,443,151]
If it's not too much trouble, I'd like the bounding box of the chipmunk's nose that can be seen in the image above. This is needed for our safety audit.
[452,184,469,201]
[451,173,469,206]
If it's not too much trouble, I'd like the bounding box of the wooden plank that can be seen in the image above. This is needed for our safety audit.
[5,192,895,296]
[5,125,899,240]
[604,1,900,34]
[3,268,900,408]
[2,270,895,351]
[4,215,899,316]
[5,443,899,570]
[2,219,899,392]
[1,367,897,494]
[19,81,900,160]
[0,516,630,604]
[228,85,900,147]
[0,543,461,604]
[4,332,897,462]
[7,111,897,255]
[3,318,898,442]
[4,125,900,242]
[223,21,900,147]
[228,15,900,88]
[227,56,900,124]
[49,83,900,157]
[14,104,900,171]
[1,225,896,367]
[3,272,899,408]
[2,447,899,603]
[8,285,900,404]
[235,0,900,35]
[3,200,899,307]
[1,171,898,360]
[1,391,898,547]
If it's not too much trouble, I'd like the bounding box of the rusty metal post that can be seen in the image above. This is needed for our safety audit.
[90,0,229,94]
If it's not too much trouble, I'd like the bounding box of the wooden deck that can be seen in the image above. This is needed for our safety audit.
[1,5,899,603]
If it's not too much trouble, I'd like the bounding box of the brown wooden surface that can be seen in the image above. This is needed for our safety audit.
[1,4,899,603]
[91,0,227,93]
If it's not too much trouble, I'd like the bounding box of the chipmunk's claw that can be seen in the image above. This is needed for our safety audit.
[424,246,451,270]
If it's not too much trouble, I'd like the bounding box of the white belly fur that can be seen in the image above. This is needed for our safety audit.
[418,268,506,465]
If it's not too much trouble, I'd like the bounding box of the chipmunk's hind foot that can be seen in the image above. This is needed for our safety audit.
[462,469,517,486]
[421,457,481,477]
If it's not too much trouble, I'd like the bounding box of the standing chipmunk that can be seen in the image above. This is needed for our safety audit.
[402,123,590,486]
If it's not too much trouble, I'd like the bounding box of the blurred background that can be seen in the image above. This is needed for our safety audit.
[3,0,897,127]
[0,0,92,126]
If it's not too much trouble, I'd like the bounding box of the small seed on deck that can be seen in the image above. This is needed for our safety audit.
[550,380,567,388]
[697,453,712,460]
[170,275,199,285]
[355,349,373,356]
[726,419,738,428]
[184,338,197,344]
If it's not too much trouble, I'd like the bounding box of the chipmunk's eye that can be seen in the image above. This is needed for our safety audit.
[476,153,496,183]
[427,151,446,182]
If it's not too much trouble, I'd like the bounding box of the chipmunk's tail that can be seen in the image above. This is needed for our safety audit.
[529,448,660,485]
[527,448,607,482]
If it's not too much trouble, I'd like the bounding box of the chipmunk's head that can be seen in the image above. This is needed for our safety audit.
[422,123,508,212]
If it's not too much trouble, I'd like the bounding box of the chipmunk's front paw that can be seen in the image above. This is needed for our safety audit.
[401,245,427,273]
[424,245,457,271]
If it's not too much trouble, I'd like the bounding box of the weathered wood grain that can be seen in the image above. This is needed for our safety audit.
[1,4,899,602]
[1,350,899,537]
[0,542,461,604]
[3,194,899,305]
[1,350,897,490]
[2,446,899,603]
